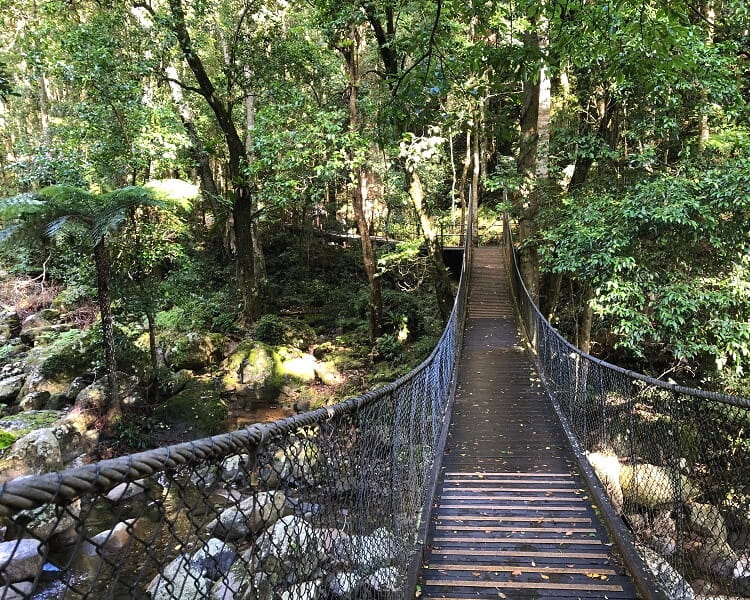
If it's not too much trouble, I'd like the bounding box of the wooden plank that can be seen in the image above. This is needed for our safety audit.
[440,495,585,501]
[443,472,573,477]
[428,549,614,559]
[441,486,582,493]
[437,504,588,511]
[423,565,618,575]
[431,536,604,545]
[423,580,624,592]
[433,525,598,534]
[435,516,592,523]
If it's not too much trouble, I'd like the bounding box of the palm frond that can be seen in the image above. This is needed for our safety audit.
[0,224,21,242]
[0,193,46,219]
[38,185,95,214]
[45,216,72,238]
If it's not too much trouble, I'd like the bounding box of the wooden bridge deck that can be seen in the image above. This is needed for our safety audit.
[418,248,637,599]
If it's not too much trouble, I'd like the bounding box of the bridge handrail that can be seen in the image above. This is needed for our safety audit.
[0,223,471,598]
[503,212,750,600]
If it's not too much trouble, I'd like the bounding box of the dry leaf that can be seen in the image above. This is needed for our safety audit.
[540,574,550,580]
[511,570,522,576]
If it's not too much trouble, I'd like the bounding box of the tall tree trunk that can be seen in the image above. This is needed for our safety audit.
[407,169,453,321]
[93,240,120,423]
[244,88,266,287]
[458,130,471,245]
[471,117,480,245]
[168,0,261,323]
[342,24,383,341]
[353,169,383,340]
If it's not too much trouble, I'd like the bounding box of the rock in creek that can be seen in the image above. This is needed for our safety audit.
[638,545,695,600]
[147,538,236,600]
[207,491,293,541]
[0,539,44,584]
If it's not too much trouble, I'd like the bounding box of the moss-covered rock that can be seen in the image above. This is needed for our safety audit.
[620,463,699,508]
[19,329,96,398]
[164,333,226,372]
[0,310,21,342]
[221,340,283,403]
[157,379,228,435]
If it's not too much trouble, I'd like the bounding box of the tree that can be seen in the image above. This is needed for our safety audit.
[0,180,196,426]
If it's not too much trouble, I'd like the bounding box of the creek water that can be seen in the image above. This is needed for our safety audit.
[28,405,294,599]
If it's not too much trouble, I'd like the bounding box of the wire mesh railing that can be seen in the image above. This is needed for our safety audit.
[503,213,750,600]
[0,253,470,600]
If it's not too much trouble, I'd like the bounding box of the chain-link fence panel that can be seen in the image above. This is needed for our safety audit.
[504,213,750,599]
[0,253,470,600]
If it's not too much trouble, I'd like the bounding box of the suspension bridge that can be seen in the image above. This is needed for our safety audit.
[0,217,747,600]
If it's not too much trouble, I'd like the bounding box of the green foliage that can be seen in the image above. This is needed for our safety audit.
[540,152,750,376]
[254,314,287,346]
[0,430,17,450]
[373,333,402,364]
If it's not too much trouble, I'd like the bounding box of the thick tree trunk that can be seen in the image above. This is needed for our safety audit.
[93,240,120,423]
[352,169,383,340]
[233,185,260,322]
[407,169,453,321]
[168,0,262,324]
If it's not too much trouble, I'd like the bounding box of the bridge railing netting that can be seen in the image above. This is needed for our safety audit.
[0,252,469,598]
[504,214,750,600]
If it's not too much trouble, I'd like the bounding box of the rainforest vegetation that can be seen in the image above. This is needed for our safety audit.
[0,0,748,453]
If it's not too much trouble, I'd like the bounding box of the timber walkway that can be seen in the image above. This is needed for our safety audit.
[418,248,637,599]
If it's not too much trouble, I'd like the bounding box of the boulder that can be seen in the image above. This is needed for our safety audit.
[71,373,140,429]
[0,310,22,341]
[333,528,400,571]
[147,554,211,600]
[0,539,44,583]
[259,440,321,488]
[365,567,400,596]
[0,374,25,403]
[207,491,293,541]
[165,333,225,373]
[620,464,696,508]
[161,369,193,397]
[221,341,282,403]
[314,361,343,387]
[18,391,50,412]
[65,374,95,401]
[106,478,151,503]
[21,312,51,331]
[148,538,235,600]
[254,516,326,585]
[83,519,144,554]
[19,329,95,398]
[156,379,227,436]
[38,308,61,322]
[278,354,317,384]
[686,501,728,544]
[684,535,739,580]
[1,427,62,476]
[20,323,73,346]
[0,581,33,599]
[14,500,80,542]
[587,451,623,513]
[328,572,363,598]
[638,545,695,600]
